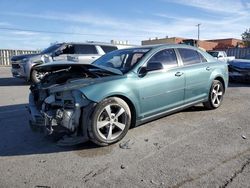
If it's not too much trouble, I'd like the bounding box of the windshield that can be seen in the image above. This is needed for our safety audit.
[93,48,151,73]
[208,51,219,57]
[41,43,63,54]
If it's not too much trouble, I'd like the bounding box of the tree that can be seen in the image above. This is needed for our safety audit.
[242,28,250,47]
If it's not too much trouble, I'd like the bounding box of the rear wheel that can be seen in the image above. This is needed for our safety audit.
[88,97,131,146]
[203,80,224,110]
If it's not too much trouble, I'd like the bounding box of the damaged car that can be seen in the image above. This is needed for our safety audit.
[11,42,119,83]
[228,55,250,82]
[28,44,228,146]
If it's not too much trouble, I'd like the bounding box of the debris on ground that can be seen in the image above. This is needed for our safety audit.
[150,180,158,185]
[241,135,247,139]
[153,143,158,146]
[38,160,46,163]
[119,139,134,149]
[144,138,149,142]
[120,164,126,169]
[153,142,162,150]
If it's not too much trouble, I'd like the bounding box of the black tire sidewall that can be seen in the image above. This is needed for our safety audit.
[90,97,131,145]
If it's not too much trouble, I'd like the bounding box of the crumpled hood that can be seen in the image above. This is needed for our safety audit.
[11,53,41,61]
[47,77,102,93]
[35,61,123,75]
[229,59,250,70]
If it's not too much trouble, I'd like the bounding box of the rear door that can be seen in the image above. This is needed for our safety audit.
[75,44,100,64]
[176,48,212,104]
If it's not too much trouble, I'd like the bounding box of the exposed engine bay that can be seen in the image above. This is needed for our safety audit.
[28,63,120,145]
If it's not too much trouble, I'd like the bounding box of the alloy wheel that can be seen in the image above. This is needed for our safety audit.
[96,104,127,141]
[211,83,223,107]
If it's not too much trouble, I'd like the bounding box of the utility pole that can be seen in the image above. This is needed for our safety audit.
[196,23,201,47]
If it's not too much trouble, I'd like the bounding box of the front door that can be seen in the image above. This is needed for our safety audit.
[137,48,185,118]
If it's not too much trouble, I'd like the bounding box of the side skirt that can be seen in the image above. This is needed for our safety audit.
[135,99,207,126]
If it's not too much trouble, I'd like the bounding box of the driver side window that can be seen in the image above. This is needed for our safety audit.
[148,49,178,68]
[62,45,74,54]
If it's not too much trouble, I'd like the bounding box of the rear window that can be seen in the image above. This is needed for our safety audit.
[178,48,201,65]
[74,44,98,54]
[100,45,118,53]
[198,52,207,62]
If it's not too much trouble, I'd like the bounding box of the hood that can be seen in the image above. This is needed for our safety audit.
[229,59,250,70]
[34,61,123,75]
[11,53,41,61]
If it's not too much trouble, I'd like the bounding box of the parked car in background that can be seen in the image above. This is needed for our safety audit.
[28,44,228,146]
[228,53,250,82]
[11,42,119,83]
[207,50,235,62]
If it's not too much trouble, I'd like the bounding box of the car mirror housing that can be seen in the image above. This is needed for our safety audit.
[146,61,164,71]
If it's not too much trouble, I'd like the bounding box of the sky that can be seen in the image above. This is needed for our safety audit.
[0,0,250,50]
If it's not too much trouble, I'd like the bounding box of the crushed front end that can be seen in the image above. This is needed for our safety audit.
[29,84,94,145]
[27,64,98,145]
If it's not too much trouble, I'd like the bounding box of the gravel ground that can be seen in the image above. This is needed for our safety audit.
[0,67,249,188]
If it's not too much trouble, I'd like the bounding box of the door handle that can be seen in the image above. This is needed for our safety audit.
[175,72,184,77]
[91,56,96,59]
[206,66,211,71]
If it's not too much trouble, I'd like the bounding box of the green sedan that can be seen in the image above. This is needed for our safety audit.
[29,44,228,146]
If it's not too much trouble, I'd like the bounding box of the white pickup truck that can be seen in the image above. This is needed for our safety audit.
[207,50,235,62]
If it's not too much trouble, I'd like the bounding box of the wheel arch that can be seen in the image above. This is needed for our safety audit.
[213,76,226,93]
[108,94,137,128]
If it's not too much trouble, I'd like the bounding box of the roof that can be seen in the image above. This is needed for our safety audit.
[54,42,118,46]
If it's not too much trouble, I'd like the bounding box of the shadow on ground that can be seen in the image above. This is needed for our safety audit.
[0,103,108,157]
[0,103,207,157]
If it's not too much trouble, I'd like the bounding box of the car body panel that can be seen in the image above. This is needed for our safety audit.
[228,59,250,82]
[28,44,228,144]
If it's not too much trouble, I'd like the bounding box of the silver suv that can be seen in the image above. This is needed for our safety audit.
[11,42,118,83]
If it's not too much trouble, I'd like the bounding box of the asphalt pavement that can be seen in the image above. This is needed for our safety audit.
[0,67,249,188]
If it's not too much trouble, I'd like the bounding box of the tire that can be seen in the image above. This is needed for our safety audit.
[30,69,44,84]
[88,97,131,146]
[203,80,224,110]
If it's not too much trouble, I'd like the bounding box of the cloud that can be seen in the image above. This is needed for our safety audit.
[0,22,12,26]
[11,31,38,36]
[0,1,249,49]
[162,0,249,15]
[153,0,250,40]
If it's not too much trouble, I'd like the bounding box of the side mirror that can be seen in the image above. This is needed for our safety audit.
[146,61,164,71]
[138,61,164,77]
[218,55,223,58]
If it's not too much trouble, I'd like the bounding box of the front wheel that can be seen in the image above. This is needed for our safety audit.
[30,69,45,84]
[88,97,131,146]
[203,80,224,110]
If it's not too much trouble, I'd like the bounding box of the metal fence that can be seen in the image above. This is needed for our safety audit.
[225,47,250,59]
[0,49,40,66]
